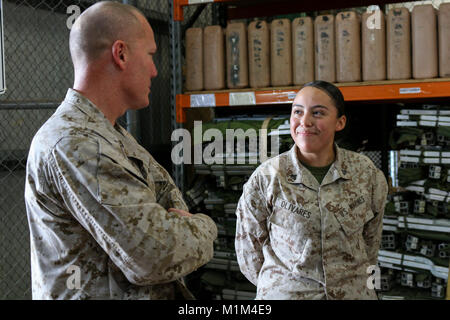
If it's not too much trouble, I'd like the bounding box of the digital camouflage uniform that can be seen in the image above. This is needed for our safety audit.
[235,144,388,300]
[25,89,217,300]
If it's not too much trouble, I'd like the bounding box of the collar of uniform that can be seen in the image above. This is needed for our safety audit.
[64,89,150,179]
[322,143,352,185]
[65,88,107,121]
[114,123,149,162]
[286,145,319,190]
[330,143,351,179]
[63,88,121,145]
[286,143,351,189]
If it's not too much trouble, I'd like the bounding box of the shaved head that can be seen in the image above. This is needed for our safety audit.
[69,1,147,65]
[69,1,158,120]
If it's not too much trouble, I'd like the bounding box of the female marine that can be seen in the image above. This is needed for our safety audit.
[235,81,388,299]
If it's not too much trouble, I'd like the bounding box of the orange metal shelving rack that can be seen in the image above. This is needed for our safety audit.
[173,2,450,123]
[173,0,235,21]
[172,0,450,299]
[176,78,450,123]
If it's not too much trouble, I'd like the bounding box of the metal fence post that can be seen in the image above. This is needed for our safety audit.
[169,0,184,192]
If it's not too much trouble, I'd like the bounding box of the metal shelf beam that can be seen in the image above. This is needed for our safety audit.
[172,0,415,21]
[176,79,450,123]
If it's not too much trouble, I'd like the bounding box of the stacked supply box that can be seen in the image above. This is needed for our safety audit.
[226,22,249,89]
[379,105,450,300]
[185,115,294,299]
[271,19,293,86]
[438,4,450,78]
[411,5,438,79]
[314,14,336,83]
[184,3,450,93]
[362,7,386,81]
[185,28,203,91]
[248,20,271,88]
[292,16,314,85]
[335,11,361,82]
[387,7,411,80]
[204,25,226,90]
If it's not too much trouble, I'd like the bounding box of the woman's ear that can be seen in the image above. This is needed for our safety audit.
[335,115,347,132]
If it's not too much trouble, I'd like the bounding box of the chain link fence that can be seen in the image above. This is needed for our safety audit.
[0,0,177,299]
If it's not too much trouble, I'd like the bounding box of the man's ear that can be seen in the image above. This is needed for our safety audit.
[111,40,127,70]
[335,115,347,132]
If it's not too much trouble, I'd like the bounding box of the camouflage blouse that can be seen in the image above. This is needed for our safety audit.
[235,144,388,299]
[25,89,217,299]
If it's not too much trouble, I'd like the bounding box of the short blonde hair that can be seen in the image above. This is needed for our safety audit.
[69,1,146,64]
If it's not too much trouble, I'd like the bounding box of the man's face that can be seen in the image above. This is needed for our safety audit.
[290,86,346,155]
[124,16,158,110]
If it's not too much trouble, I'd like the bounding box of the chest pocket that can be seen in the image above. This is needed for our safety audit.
[267,205,310,269]
[268,207,295,230]
[333,196,374,236]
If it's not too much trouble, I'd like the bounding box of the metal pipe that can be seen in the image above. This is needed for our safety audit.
[170,1,184,191]
[122,0,137,6]
[181,4,207,35]
[0,102,59,110]
[123,0,140,141]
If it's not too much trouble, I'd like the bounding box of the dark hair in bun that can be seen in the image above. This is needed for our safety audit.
[301,80,345,117]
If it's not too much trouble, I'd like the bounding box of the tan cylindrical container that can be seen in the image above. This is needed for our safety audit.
[412,4,438,79]
[271,19,292,86]
[203,25,225,90]
[438,3,450,77]
[335,11,361,82]
[292,17,314,85]
[362,9,386,81]
[248,20,270,88]
[314,15,335,82]
[185,28,203,91]
[226,22,248,89]
[387,8,411,80]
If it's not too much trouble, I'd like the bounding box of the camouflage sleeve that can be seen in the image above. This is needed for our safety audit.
[48,136,217,286]
[235,173,270,286]
[148,155,189,211]
[363,168,389,266]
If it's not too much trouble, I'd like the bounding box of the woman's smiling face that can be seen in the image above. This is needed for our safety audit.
[290,86,346,155]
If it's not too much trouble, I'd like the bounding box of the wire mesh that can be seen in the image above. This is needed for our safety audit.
[0,0,174,299]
